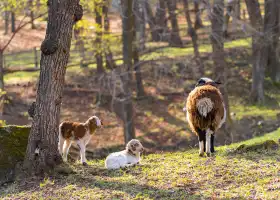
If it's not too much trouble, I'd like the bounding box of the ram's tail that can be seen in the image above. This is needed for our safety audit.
[196,97,214,117]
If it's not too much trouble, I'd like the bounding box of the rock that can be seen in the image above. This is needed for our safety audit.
[0,125,30,185]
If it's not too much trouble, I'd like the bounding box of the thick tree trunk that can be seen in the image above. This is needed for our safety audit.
[95,4,104,74]
[143,0,158,41]
[182,0,204,78]
[103,2,117,70]
[166,0,183,47]
[245,0,266,103]
[194,0,203,29]
[11,12,16,33]
[121,0,136,143]
[265,0,280,82]
[210,0,232,127]
[155,0,168,41]
[24,0,83,174]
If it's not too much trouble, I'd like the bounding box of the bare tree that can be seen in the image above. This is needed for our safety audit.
[0,13,46,116]
[245,0,267,103]
[155,0,168,41]
[11,12,16,33]
[265,0,280,82]
[209,0,232,125]
[4,6,10,35]
[24,0,83,174]
[29,0,36,29]
[103,0,117,69]
[166,0,183,47]
[95,2,104,73]
[143,0,158,41]
[120,0,136,143]
[223,0,240,37]
[194,0,204,29]
[182,0,204,78]
[134,0,146,51]
[133,0,146,98]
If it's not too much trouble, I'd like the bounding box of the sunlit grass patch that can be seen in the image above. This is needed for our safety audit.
[1,129,280,200]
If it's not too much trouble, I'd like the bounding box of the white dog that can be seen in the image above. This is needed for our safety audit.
[105,139,144,169]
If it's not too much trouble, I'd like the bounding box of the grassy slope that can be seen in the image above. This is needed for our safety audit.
[1,128,280,200]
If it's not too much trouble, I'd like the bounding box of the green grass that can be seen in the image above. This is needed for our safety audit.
[4,37,252,84]
[141,37,251,60]
[1,128,280,200]
[231,104,280,120]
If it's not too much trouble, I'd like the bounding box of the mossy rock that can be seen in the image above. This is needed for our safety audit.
[235,140,279,153]
[0,125,30,185]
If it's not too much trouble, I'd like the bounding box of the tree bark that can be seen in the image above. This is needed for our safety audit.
[29,0,36,29]
[194,0,203,29]
[0,51,4,117]
[74,27,86,67]
[133,1,146,98]
[11,12,16,33]
[134,0,146,51]
[0,51,4,92]
[210,0,232,127]
[121,0,136,143]
[182,0,204,78]
[103,1,117,69]
[166,0,183,47]
[143,0,158,41]
[95,3,104,74]
[4,10,10,35]
[245,0,267,103]
[24,0,83,174]
[155,0,168,41]
[265,0,280,82]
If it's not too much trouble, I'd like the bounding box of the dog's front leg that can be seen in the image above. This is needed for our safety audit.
[123,162,138,168]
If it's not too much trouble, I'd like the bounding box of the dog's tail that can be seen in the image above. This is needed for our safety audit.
[58,122,65,155]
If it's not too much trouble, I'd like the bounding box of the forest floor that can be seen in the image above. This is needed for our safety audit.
[1,128,280,199]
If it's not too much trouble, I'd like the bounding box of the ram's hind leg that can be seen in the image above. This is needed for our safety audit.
[196,128,206,157]
[210,134,215,153]
[206,129,214,157]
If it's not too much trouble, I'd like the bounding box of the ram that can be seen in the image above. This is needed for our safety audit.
[185,77,226,157]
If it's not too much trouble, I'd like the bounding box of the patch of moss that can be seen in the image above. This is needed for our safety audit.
[235,140,279,153]
[0,125,30,183]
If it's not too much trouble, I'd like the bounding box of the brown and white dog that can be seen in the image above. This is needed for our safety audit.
[184,77,226,157]
[58,116,103,165]
[105,139,144,170]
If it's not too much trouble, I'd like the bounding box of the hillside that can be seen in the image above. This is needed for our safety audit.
[1,128,280,200]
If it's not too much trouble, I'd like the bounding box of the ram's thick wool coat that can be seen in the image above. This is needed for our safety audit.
[186,84,225,134]
[185,77,226,157]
